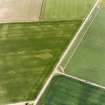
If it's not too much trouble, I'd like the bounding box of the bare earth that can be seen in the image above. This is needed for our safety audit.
[0,0,43,23]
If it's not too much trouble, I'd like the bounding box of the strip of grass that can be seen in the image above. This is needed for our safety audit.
[65,8,105,86]
[38,75,105,105]
[40,0,96,21]
[0,21,81,104]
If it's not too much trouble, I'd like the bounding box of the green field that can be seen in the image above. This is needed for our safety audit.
[0,21,81,104]
[38,75,105,105]
[40,0,96,21]
[65,7,105,86]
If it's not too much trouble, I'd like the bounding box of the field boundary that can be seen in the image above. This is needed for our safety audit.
[8,101,33,105]
[57,71,105,90]
[39,0,46,20]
